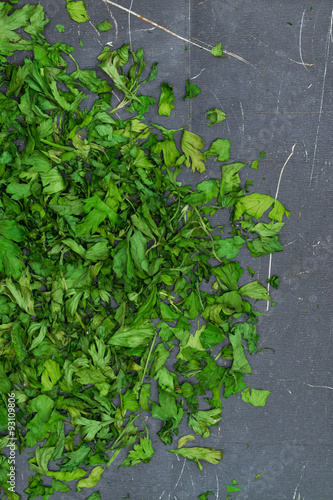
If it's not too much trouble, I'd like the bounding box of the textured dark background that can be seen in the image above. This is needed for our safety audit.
[12,1,333,499]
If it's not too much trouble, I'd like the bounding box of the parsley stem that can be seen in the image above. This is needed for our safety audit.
[40,139,73,151]
[139,332,158,387]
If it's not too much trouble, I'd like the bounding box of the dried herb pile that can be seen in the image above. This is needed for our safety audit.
[0,3,289,499]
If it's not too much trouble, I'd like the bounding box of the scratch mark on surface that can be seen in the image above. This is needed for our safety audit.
[159,492,165,500]
[293,463,308,499]
[105,1,256,67]
[186,462,196,493]
[311,0,324,59]
[240,101,245,136]
[307,383,333,390]
[269,73,284,147]
[310,5,333,185]
[128,0,134,49]
[299,9,309,72]
[216,474,219,499]
[174,458,186,489]
[301,139,308,162]
[89,20,103,45]
[191,68,205,80]
[248,34,315,66]
[267,143,297,310]
[103,0,119,39]
[135,26,156,32]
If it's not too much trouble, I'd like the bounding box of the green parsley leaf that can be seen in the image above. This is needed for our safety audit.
[211,42,225,57]
[185,79,202,100]
[96,20,112,32]
[241,388,272,407]
[169,446,223,471]
[66,1,89,23]
[158,82,175,116]
[207,108,226,126]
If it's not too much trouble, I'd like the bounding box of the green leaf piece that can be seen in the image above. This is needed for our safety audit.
[56,24,65,33]
[241,388,272,407]
[169,446,223,471]
[207,108,226,126]
[159,82,175,116]
[185,79,202,100]
[66,1,89,23]
[211,42,225,57]
[96,20,112,32]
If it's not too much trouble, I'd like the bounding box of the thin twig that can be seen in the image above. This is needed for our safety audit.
[266,143,297,311]
[105,0,256,67]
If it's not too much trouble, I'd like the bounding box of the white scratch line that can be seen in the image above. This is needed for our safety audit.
[128,0,134,50]
[186,462,196,493]
[266,143,297,311]
[88,20,102,45]
[310,5,333,184]
[307,383,333,390]
[191,68,206,80]
[240,101,245,135]
[301,139,308,162]
[216,474,219,500]
[135,26,156,32]
[105,1,256,67]
[174,458,186,489]
[293,463,308,499]
[269,74,284,147]
[103,0,119,39]
[299,9,309,72]
[159,491,165,500]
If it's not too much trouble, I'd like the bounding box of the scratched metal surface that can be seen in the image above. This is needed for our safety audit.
[12,1,333,499]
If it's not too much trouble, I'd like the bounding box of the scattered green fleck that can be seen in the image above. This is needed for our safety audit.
[259,151,266,158]
[198,492,214,500]
[255,473,262,480]
[250,159,259,170]
[317,305,320,309]
[79,37,83,46]
[248,267,255,277]
[56,24,65,33]
[287,22,293,26]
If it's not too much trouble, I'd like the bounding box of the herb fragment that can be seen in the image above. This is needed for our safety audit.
[211,42,225,57]
[185,78,202,99]
[158,82,175,116]
[96,19,112,32]
[206,108,226,126]
[66,0,89,23]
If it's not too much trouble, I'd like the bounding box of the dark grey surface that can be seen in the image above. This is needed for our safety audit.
[12,0,333,499]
